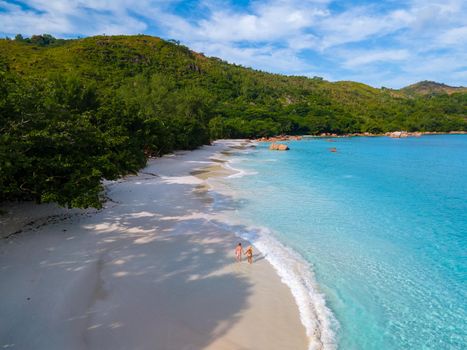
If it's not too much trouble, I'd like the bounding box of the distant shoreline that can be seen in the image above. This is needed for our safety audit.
[254,130,467,142]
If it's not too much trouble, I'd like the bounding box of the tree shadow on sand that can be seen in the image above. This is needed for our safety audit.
[0,180,259,350]
[81,222,253,350]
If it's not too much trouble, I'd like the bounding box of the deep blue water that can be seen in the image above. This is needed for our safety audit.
[222,135,467,349]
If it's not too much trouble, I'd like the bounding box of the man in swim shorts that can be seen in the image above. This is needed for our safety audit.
[235,243,243,262]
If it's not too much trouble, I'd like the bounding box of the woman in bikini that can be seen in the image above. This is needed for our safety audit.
[245,245,253,264]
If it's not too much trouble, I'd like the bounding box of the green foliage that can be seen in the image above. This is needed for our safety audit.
[13,34,65,47]
[0,35,466,207]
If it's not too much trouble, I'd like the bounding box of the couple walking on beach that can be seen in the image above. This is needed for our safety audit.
[235,243,253,264]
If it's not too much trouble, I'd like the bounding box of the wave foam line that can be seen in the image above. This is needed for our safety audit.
[208,150,339,350]
[212,217,338,350]
[218,158,258,179]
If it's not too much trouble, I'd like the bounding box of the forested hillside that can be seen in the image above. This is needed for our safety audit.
[400,81,467,96]
[1,34,466,207]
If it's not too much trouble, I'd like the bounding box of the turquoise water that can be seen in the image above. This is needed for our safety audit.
[220,136,467,349]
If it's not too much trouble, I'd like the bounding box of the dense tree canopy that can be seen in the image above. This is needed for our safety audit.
[0,35,466,207]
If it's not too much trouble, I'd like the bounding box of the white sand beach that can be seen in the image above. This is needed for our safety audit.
[0,140,308,350]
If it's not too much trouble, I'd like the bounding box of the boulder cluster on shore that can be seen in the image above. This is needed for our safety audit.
[256,135,303,142]
[387,131,422,138]
[386,130,466,138]
[254,130,466,142]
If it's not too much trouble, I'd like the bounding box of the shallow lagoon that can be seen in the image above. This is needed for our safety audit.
[223,135,467,349]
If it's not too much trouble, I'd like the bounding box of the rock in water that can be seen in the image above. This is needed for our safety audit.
[269,143,289,151]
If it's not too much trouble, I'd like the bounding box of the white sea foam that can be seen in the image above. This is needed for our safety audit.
[226,157,249,163]
[210,213,338,350]
[207,148,339,350]
[222,160,258,179]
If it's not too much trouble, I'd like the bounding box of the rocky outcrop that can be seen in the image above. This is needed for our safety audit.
[388,131,404,138]
[387,131,422,138]
[269,143,290,151]
[256,135,302,142]
[255,131,466,142]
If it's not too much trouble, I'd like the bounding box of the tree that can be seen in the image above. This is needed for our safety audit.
[30,34,56,46]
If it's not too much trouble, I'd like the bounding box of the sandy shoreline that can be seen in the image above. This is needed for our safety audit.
[0,140,308,350]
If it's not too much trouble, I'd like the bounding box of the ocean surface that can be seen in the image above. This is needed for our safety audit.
[211,135,467,350]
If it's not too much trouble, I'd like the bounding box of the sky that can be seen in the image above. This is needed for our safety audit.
[1,0,466,88]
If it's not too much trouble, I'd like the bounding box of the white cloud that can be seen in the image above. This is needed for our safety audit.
[318,7,413,49]
[0,0,150,36]
[438,26,467,46]
[342,49,410,68]
[287,34,320,50]
[403,53,467,75]
[189,41,312,73]
[158,0,328,44]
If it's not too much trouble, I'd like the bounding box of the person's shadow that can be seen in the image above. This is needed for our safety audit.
[253,253,267,262]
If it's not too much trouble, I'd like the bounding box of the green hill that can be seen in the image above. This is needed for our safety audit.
[1,34,466,207]
[400,80,467,96]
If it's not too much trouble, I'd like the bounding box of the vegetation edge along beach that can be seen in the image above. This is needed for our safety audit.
[1,34,466,209]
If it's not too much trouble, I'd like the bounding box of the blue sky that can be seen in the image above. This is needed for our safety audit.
[1,0,466,88]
